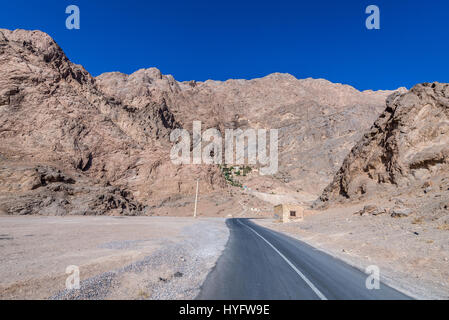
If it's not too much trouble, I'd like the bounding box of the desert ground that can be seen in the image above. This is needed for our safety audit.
[0,216,228,299]
[2,207,448,299]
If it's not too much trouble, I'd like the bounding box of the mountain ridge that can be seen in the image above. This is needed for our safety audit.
[0,28,406,216]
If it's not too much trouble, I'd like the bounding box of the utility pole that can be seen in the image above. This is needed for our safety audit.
[193,179,199,218]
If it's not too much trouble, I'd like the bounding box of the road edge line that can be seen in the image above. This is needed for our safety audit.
[237,219,328,300]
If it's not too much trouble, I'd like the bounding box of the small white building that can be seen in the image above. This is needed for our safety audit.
[274,204,304,223]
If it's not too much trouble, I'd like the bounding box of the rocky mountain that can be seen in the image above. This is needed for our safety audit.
[97,70,402,200]
[0,28,404,216]
[319,83,449,211]
[0,29,224,216]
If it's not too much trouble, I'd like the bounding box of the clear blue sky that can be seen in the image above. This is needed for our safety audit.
[1,0,448,90]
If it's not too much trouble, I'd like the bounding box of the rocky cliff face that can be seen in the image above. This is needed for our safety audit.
[0,29,224,216]
[320,83,449,204]
[97,70,401,199]
[0,28,402,215]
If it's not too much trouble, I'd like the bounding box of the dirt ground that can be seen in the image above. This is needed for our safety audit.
[3,201,448,300]
[255,203,449,300]
[0,216,228,300]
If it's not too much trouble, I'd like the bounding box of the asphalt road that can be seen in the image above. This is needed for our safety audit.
[197,218,411,300]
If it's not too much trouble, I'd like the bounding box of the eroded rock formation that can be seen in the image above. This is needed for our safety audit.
[320,83,449,203]
[0,28,405,215]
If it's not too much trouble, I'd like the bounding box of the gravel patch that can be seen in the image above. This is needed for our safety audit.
[51,218,229,300]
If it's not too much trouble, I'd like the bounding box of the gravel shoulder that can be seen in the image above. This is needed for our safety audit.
[253,205,449,300]
[0,216,229,300]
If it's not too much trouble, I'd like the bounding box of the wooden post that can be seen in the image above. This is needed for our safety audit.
[194,179,199,218]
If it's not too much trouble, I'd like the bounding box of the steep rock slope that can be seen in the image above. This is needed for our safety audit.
[320,83,449,203]
[0,29,224,215]
[0,28,405,215]
[97,70,402,198]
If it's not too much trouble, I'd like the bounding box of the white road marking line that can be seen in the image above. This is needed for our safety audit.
[237,219,328,300]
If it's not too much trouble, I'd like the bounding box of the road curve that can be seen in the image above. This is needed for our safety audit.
[197,218,411,300]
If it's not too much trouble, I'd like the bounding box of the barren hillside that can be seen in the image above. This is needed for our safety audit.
[317,83,449,228]
[97,68,402,200]
[320,83,449,201]
[0,29,225,216]
[0,28,403,216]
